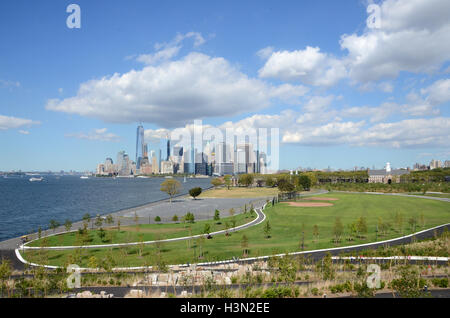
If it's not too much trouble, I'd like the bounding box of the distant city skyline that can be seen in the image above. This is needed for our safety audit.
[1,0,449,172]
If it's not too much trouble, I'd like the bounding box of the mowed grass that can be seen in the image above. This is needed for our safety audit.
[200,187,279,198]
[23,193,450,267]
[28,211,257,247]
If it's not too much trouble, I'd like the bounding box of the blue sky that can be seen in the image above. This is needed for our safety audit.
[1,0,449,171]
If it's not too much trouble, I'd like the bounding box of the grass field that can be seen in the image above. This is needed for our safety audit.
[28,209,257,247]
[200,187,279,198]
[23,192,450,268]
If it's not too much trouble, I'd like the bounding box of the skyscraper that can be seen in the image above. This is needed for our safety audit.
[136,124,144,169]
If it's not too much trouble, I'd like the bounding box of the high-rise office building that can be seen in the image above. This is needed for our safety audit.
[136,124,144,169]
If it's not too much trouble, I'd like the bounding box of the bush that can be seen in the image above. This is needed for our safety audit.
[431,278,448,288]
[154,216,161,222]
[189,187,202,199]
[311,287,319,296]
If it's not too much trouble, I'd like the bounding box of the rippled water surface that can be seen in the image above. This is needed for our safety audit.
[0,175,211,241]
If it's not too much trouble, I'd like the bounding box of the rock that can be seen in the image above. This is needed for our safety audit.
[127,289,144,298]
[76,291,93,298]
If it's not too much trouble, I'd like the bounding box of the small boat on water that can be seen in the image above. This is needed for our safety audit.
[80,176,89,179]
[29,177,43,182]
[183,176,187,183]
[165,176,173,179]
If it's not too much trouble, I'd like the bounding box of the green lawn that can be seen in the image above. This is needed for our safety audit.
[28,210,257,247]
[200,187,279,198]
[23,192,450,268]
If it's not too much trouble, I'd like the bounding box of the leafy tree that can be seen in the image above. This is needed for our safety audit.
[189,187,202,199]
[211,178,224,189]
[356,216,368,238]
[347,222,358,241]
[229,208,235,217]
[97,228,106,242]
[0,259,12,296]
[224,175,232,190]
[49,219,60,233]
[154,216,161,223]
[95,215,103,228]
[64,219,72,232]
[265,175,276,187]
[185,212,195,223]
[238,174,254,187]
[172,214,179,222]
[82,213,91,231]
[277,178,295,193]
[203,223,211,235]
[88,256,98,269]
[333,217,344,243]
[297,175,311,191]
[263,221,272,239]
[160,179,182,202]
[391,265,424,298]
[213,209,220,223]
[105,215,114,226]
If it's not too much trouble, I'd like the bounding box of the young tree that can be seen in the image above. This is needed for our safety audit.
[313,224,319,243]
[189,187,202,199]
[172,214,179,222]
[203,223,211,235]
[238,174,254,187]
[211,178,224,189]
[154,216,162,223]
[333,217,344,243]
[408,216,418,232]
[231,217,237,230]
[133,212,140,231]
[97,227,106,242]
[105,215,114,227]
[94,214,103,228]
[347,222,358,241]
[224,175,232,190]
[213,209,220,223]
[263,221,272,239]
[82,213,91,231]
[117,219,121,232]
[229,208,235,217]
[64,219,72,232]
[38,226,42,239]
[49,219,60,233]
[241,234,249,256]
[160,179,182,203]
[185,212,195,223]
[356,216,368,239]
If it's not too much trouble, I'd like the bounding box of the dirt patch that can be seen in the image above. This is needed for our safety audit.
[306,197,339,201]
[287,202,334,207]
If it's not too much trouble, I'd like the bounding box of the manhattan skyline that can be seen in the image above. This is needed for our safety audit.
[1,0,449,172]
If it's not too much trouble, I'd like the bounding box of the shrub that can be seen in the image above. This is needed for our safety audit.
[189,187,202,199]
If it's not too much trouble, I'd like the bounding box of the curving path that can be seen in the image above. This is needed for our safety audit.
[19,204,267,251]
